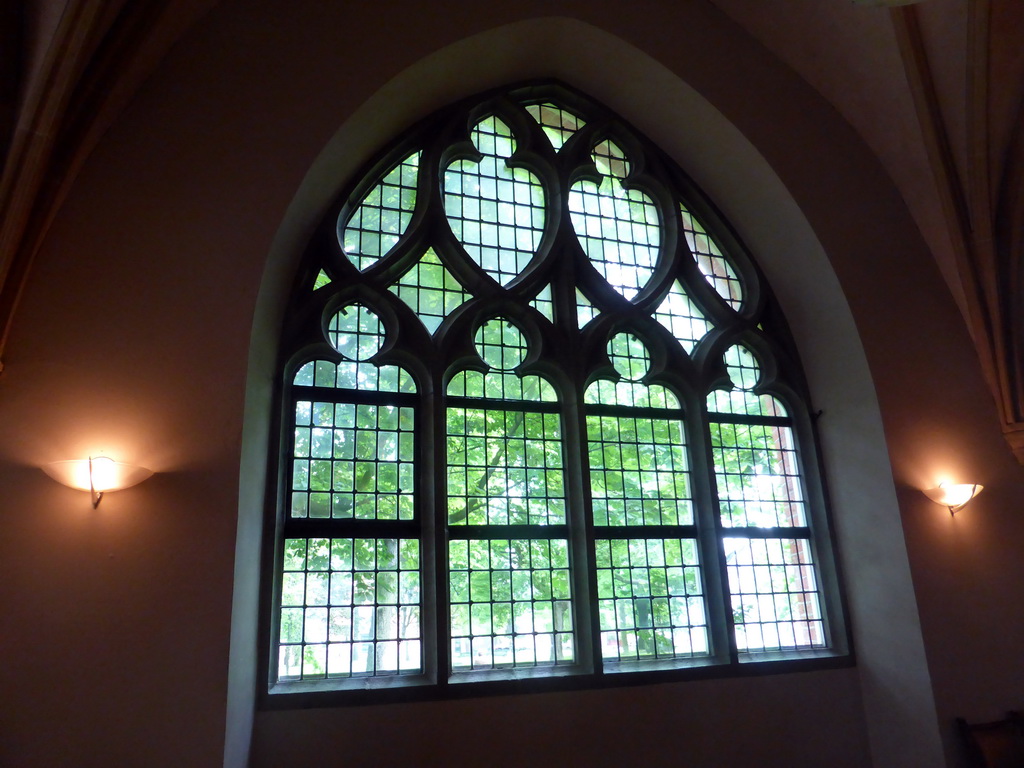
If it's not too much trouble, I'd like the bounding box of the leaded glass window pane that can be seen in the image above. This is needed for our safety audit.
[278,537,421,680]
[595,538,707,661]
[710,422,805,528]
[587,414,692,527]
[443,117,545,285]
[708,345,787,417]
[569,140,660,300]
[270,83,843,698]
[389,249,470,335]
[530,284,554,322]
[724,537,825,653]
[340,152,420,270]
[449,539,574,671]
[290,402,414,521]
[525,102,585,152]
[653,282,712,354]
[576,289,598,328]
[447,408,565,526]
[680,204,743,309]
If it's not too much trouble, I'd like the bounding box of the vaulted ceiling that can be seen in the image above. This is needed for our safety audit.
[709,0,1024,462]
[1,0,1021,460]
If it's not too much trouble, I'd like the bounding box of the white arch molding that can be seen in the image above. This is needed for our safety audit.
[230,17,941,768]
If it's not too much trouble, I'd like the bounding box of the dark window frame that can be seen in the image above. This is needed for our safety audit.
[258,81,852,710]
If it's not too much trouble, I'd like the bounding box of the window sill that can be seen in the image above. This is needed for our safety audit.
[261,650,853,710]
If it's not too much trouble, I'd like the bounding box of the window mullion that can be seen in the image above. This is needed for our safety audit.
[555,224,601,676]
[689,396,736,666]
[428,381,448,687]
[562,384,599,675]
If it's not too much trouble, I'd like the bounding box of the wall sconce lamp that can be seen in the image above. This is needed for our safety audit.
[42,457,153,508]
[923,482,984,516]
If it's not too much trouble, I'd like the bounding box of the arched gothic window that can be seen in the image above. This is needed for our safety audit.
[265,83,848,702]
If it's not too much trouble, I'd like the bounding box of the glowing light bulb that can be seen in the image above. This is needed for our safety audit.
[923,482,983,516]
